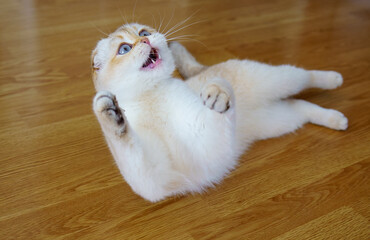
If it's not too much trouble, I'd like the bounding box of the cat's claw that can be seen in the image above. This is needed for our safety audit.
[94,91,126,135]
[201,84,231,113]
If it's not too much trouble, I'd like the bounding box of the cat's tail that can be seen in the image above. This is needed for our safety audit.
[169,41,206,79]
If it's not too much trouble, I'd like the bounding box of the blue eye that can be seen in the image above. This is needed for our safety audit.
[139,30,151,37]
[118,44,132,55]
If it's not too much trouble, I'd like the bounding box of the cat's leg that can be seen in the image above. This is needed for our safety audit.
[247,99,348,141]
[169,41,206,79]
[244,61,343,102]
[93,91,190,202]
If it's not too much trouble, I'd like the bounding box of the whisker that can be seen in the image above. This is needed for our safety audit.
[163,14,192,36]
[166,36,197,41]
[166,34,200,40]
[89,22,109,37]
[163,15,193,36]
[157,10,165,33]
[166,19,206,38]
[118,8,129,26]
[162,7,175,34]
[149,12,157,29]
[168,37,209,49]
[163,9,201,37]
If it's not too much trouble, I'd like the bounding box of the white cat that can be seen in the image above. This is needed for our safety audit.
[92,23,348,202]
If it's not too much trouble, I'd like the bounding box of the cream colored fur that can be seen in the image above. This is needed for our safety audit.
[92,23,348,202]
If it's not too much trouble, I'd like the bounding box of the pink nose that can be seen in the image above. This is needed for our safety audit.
[140,38,150,45]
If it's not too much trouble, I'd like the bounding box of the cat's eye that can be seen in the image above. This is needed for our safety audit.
[117,43,132,55]
[139,30,151,37]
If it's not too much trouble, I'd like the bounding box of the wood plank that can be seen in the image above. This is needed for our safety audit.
[190,160,369,239]
[273,206,369,240]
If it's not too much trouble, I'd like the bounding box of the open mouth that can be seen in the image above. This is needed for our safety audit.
[141,48,161,70]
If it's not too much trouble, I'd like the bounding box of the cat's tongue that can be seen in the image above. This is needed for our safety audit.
[141,48,161,70]
[142,58,160,69]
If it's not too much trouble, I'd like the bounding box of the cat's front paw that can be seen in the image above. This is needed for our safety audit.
[201,84,231,113]
[93,91,126,135]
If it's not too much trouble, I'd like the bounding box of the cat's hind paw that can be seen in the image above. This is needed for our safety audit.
[93,91,126,135]
[201,84,231,113]
[310,70,343,89]
[326,110,348,130]
[326,71,343,89]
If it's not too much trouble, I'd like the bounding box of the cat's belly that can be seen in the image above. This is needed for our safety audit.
[121,81,237,186]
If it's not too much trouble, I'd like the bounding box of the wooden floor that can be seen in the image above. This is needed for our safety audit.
[0,0,369,239]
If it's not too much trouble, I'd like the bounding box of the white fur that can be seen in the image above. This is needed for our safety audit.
[92,23,348,202]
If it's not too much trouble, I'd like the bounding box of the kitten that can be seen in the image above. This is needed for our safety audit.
[92,23,348,202]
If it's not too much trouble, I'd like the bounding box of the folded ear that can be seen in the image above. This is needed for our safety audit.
[91,49,101,87]
[91,38,110,87]
[91,38,111,72]
[91,49,102,72]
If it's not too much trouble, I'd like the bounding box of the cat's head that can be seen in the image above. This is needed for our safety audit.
[91,23,175,91]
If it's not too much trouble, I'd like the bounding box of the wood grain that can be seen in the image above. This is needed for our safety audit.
[0,0,369,239]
